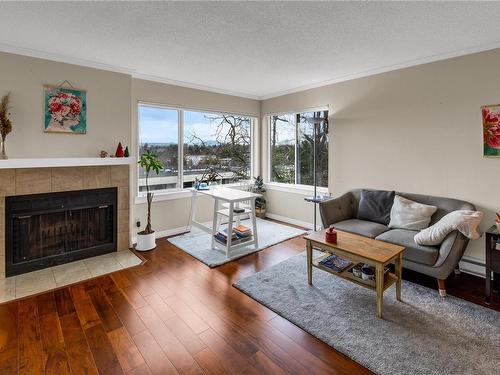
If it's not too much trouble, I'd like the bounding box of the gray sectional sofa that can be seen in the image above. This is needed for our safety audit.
[319,189,476,296]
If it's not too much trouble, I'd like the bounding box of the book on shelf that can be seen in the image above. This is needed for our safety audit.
[319,254,352,273]
[214,232,252,245]
[234,224,252,237]
[214,225,253,245]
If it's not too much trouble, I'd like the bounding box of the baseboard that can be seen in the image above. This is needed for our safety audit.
[132,226,190,244]
[265,213,312,230]
[459,255,486,278]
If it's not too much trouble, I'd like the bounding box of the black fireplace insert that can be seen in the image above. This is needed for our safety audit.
[5,187,117,277]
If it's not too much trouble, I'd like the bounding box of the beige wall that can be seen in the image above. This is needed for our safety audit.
[0,52,131,158]
[262,48,500,263]
[131,78,260,236]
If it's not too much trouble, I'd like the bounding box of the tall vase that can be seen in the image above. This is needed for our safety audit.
[0,139,7,159]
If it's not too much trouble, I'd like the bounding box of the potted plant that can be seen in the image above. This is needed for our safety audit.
[136,150,163,251]
[252,176,267,218]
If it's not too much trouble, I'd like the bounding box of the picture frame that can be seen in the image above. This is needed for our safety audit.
[44,85,87,134]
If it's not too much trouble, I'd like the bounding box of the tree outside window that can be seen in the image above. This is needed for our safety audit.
[138,104,253,194]
[270,111,328,187]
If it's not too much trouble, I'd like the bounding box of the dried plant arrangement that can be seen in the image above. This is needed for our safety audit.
[0,92,12,159]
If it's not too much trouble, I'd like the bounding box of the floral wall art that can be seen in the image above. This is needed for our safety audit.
[482,104,500,157]
[44,86,86,134]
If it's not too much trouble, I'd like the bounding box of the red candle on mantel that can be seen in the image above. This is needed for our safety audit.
[325,227,337,243]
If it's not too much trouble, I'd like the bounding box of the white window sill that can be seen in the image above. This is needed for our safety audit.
[135,189,192,204]
[265,182,329,196]
[134,182,251,204]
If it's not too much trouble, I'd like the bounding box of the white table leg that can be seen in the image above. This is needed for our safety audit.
[211,198,218,250]
[226,202,234,258]
[188,190,197,231]
[251,198,259,249]
[235,201,241,228]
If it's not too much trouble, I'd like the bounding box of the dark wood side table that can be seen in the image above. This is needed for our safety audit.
[485,225,500,304]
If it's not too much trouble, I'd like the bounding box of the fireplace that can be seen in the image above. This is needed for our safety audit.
[5,187,117,276]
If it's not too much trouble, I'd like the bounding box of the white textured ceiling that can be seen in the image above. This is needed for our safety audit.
[1,1,500,99]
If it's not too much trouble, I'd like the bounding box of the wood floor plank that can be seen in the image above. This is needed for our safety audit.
[87,285,123,332]
[70,284,101,330]
[111,271,132,289]
[124,270,156,298]
[0,303,19,374]
[188,298,309,375]
[269,314,372,374]
[121,286,148,310]
[131,331,178,375]
[59,312,99,375]
[198,328,258,375]
[18,299,44,375]
[84,323,124,375]
[249,351,286,375]
[136,306,203,375]
[126,362,152,375]
[192,348,229,375]
[54,288,76,317]
[37,292,71,375]
[143,293,176,322]
[215,304,337,375]
[106,289,147,336]
[162,295,210,334]
[163,315,207,355]
[107,327,146,373]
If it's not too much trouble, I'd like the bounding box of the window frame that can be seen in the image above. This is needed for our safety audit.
[266,109,329,193]
[136,101,256,201]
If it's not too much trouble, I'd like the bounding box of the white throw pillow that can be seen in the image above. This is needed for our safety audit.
[388,195,437,230]
[414,210,483,246]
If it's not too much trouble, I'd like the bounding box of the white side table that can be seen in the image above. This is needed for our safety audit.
[189,187,260,258]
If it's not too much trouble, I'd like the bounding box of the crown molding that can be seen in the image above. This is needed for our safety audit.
[0,42,260,100]
[132,73,260,100]
[0,42,136,75]
[2,40,500,102]
[259,41,500,100]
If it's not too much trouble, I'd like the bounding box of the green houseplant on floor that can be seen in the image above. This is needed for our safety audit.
[253,176,267,218]
[136,150,163,251]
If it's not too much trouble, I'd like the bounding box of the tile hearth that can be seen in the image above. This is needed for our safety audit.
[0,249,142,303]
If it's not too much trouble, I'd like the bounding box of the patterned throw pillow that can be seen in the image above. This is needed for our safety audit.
[389,195,437,231]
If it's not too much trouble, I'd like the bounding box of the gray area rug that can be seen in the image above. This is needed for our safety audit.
[168,218,306,267]
[234,251,500,375]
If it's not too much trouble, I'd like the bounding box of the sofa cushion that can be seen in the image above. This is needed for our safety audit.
[333,219,389,238]
[357,189,395,225]
[389,195,437,230]
[376,229,439,266]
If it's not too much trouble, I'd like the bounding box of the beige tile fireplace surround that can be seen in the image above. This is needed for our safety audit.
[0,163,131,279]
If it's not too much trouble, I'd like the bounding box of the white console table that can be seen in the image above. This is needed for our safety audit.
[189,187,260,258]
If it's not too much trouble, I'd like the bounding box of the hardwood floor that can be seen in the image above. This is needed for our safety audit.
[0,230,497,375]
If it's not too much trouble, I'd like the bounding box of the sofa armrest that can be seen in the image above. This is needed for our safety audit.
[433,230,469,277]
[319,191,355,228]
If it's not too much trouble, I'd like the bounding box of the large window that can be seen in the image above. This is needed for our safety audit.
[269,110,328,188]
[138,104,253,195]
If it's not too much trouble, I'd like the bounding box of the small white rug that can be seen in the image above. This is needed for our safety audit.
[167,218,306,267]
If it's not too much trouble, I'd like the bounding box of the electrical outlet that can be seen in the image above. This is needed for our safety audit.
[135,219,141,228]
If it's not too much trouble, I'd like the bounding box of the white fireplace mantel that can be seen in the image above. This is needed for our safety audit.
[0,157,136,169]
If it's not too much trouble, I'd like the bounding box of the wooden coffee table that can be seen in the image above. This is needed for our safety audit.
[305,229,405,318]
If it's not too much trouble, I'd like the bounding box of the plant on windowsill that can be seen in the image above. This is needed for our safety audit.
[136,150,163,251]
[252,176,267,218]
